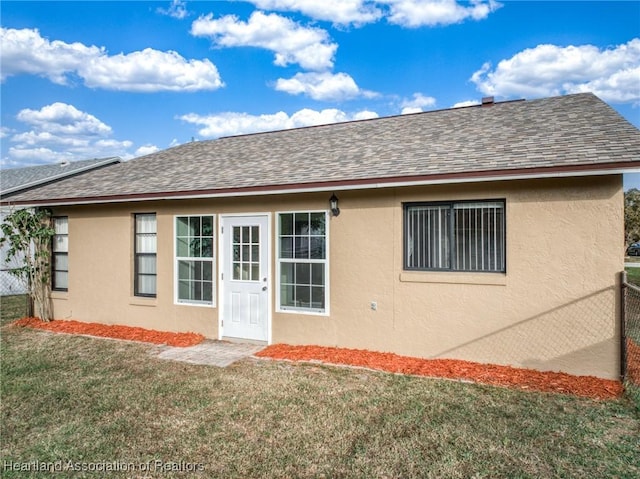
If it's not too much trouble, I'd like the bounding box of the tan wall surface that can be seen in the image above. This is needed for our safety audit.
[50,175,623,379]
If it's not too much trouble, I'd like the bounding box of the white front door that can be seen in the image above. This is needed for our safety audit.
[221,215,269,342]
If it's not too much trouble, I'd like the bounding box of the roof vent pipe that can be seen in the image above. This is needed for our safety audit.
[59,160,70,167]
[481,96,494,106]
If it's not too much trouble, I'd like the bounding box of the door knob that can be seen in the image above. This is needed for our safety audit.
[262,286,267,291]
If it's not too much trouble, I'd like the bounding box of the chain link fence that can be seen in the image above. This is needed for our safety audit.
[621,272,640,391]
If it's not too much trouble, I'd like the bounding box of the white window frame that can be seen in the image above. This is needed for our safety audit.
[276,210,329,316]
[174,214,216,307]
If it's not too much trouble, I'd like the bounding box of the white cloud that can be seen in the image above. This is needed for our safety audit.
[134,144,161,157]
[248,0,383,26]
[380,0,501,28]
[401,92,436,114]
[157,0,189,20]
[275,72,376,101]
[471,38,640,104]
[17,103,112,136]
[452,100,481,108]
[79,48,223,92]
[179,108,379,138]
[191,11,337,71]
[0,27,223,92]
[0,27,100,84]
[5,103,136,167]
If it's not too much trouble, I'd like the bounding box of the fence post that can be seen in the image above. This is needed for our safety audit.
[621,270,627,381]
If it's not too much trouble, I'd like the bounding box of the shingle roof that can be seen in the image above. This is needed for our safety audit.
[1,157,121,199]
[3,93,640,206]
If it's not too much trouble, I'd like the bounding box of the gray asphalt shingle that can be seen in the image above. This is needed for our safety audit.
[1,157,121,198]
[3,93,639,205]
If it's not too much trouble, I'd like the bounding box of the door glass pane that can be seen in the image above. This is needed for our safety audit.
[251,264,259,281]
[251,226,259,243]
[241,263,250,281]
[233,226,241,243]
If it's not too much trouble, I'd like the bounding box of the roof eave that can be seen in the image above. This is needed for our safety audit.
[2,161,637,208]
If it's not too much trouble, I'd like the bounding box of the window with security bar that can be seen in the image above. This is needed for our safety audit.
[404,201,505,272]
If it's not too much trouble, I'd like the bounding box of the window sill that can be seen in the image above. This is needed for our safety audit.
[175,301,216,309]
[50,291,68,300]
[277,308,329,317]
[129,296,157,307]
[400,271,507,286]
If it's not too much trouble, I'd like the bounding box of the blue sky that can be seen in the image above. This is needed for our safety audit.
[1,1,639,186]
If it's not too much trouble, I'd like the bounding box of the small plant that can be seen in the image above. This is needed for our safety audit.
[0,208,55,321]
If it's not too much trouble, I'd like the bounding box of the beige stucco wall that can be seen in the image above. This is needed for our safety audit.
[50,175,623,379]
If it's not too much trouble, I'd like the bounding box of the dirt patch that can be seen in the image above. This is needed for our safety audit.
[12,317,204,347]
[256,344,623,400]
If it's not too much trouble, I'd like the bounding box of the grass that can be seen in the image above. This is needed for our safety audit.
[626,267,640,287]
[2,322,639,477]
[0,295,29,327]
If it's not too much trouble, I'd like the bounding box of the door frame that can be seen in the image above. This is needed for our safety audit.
[218,212,272,343]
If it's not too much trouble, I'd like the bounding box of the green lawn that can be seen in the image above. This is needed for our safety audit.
[2,322,639,477]
[626,267,640,287]
[0,295,29,326]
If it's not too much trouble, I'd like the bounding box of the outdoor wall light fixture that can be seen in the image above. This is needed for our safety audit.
[329,193,340,216]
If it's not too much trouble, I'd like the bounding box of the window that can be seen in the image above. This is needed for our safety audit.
[278,212,327,313]
[134,213,157,297]
[52,217,68,291]
[175,215,214,305]
[405,201,505,272]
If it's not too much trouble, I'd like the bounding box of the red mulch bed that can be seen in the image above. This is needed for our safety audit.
[627,338,640,386]
[12,317,205,347]
[256,344,624,400]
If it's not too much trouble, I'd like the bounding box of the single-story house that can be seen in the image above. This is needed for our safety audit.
[0,157,121,295]
[2,93,639,380]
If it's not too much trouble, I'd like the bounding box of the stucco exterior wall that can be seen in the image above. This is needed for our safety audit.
[50,175,623,379]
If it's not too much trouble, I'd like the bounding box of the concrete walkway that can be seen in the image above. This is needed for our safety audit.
[154,340,265,367]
